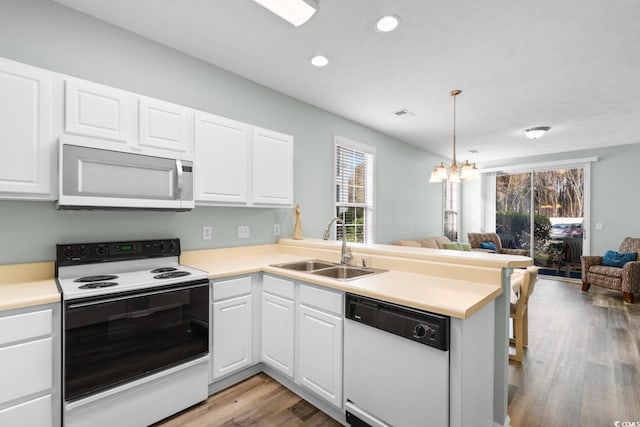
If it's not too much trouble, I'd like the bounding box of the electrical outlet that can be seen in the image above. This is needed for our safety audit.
[274,224,281,236]
[202,226,212,240]
[238,225,250,239]
[595,222,603,230]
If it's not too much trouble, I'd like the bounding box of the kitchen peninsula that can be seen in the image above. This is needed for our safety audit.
[1,238,530,427]
[183,238,531,427]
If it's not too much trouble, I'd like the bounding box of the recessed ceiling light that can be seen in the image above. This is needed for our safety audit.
[524,126,551,139]
[310,55,329,67]
[375,15,400,32]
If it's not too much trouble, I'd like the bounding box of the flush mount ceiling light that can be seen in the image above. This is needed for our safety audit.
[524,126,551,139]
[252,0,318,27]
[375,15,400,32]
[429,89,479,183]
[310,55,329,67]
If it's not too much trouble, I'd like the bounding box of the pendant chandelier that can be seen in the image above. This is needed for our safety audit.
[429,89,479,183]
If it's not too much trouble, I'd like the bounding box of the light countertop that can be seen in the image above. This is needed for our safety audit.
[182,239,528,319]
[1,239,531,318]
[0,261,60,311]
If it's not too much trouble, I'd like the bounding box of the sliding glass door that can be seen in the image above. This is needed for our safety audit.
[495,167,585,278]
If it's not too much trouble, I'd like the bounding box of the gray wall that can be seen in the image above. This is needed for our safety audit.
[461,143,640,256]
[0,0,442,264]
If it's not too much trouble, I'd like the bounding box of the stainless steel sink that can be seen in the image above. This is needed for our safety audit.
[311,265,378,280]
[270,259,336,272]
[270,259,387,281]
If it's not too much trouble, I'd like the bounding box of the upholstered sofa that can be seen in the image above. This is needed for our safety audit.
[581,236,640,303]
[394,236,453,249]
[467,232,529,256]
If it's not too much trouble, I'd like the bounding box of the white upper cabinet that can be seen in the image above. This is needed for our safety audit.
[139,96,193,159]
[0,58,56,199]
[252,127,293,206]
[195,112,249,204]
[64,78,194,160]
[64,78,134,145]
[195,118,294,207]
[0,57,293,205]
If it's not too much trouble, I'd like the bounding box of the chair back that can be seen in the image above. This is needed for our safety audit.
[561,238,583,263]
[468,232,502,250]
[526,266,539,296]
[619,237,640,257]
[512,266,538,314]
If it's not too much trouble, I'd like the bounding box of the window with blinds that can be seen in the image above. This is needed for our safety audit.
[443,180,460,241]
[334,136,375,244]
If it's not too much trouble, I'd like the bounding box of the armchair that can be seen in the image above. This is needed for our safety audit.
[467,232,529,256]
[581,237,640,303]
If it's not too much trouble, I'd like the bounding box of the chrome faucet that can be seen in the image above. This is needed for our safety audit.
[322,217,352,265]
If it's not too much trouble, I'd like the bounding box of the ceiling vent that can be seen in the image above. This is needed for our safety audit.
[392,109,415,118]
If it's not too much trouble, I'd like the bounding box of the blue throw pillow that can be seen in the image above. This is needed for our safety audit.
[479,241,497,251]
[602,250,637,268]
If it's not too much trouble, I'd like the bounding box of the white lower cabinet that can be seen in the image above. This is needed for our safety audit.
[211,277,254,381]
[0,304,58,427]
[261,275,295,378]
[211,274,343,410]
[296,284,343,408]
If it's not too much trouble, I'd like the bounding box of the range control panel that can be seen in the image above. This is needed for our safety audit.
[56,239,181,266]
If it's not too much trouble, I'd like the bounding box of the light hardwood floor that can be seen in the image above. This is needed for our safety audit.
[155,373,342,427]
[157,278,640,427]
[508,277,640,426]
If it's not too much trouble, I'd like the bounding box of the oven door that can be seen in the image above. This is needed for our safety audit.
[63,279,209,402]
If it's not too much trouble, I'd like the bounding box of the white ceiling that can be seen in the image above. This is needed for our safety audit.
[52,0,640,163]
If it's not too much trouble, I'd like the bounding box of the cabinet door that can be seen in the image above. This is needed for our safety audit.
[139,96,193,159]
[195,112,249,204]
[0,338,52,404]
[212,294,253,379]
[0,394,52,427]
[251,127,293,206]
[65,78,134,145]
[297,304,343,407]
[0,58,54,198]
[262,292,294,378]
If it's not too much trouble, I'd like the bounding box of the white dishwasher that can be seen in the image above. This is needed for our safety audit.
[344,293,450,427]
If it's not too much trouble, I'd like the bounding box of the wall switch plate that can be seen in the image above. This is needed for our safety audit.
[202,226,212,240]
[238,225,250,239]
[595,222,603,230]
[274,224,281,236]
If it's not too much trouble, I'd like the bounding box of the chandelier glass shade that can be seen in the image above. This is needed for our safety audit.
[429,89,479,183]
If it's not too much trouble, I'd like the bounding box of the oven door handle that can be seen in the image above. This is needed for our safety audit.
[66,282,208,309]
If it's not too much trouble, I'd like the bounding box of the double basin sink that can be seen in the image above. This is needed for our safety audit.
[270,259,387,281]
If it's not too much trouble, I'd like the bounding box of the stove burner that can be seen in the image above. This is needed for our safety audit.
[74,275,119,283]
[150,267,178,273]
[78,282,119,289]
[153,271,191,280]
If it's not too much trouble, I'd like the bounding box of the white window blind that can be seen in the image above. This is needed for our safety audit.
[334,136,375,244]
[442,180,460,241]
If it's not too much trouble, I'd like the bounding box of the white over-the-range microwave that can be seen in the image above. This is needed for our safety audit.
[57,136,194,211]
